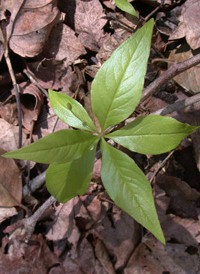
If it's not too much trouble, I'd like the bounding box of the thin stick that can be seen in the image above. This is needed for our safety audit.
[154,92,200,116]
[0,27,23,148]
[24,196,56,241]
[23,171,46,197]
[149,151,174,184]
[142,52,200,103]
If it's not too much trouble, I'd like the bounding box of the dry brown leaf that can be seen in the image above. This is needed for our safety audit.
[46,199,80,243]
[0,148,22,207]
[32,105,69,141]
[44,22,86,66]
[8,0,60,57]
[124,236,200,274]
[0,118,28,151]
[28,59,69,90]
[0,208,17,223]
[0,234,62,274]
[156,174,200,219]
[169,46,200,93]
[94,207,141,270]
[18,82,44,131]
[163,215,200,245]
[92,159,101,181]
[96,13,132,63]
[74,0,107,51]
[170,0,200,49]
[0,0,24,38]
[0,101,18,125]
[94,239,115,274]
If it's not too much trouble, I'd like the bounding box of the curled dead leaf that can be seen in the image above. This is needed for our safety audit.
[18,82,44,131]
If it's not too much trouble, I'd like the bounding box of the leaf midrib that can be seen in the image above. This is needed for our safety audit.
[102,32,147,130]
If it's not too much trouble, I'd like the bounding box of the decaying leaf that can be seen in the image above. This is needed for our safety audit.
[44,22,86,66]
[0,118,27,151]
[169,45,200,93]
[0,234,62,273]
[124,236,200,274]
[19,82,44,131]
[74,0,107,51]
[0,148,22,207]
[8,0,61,57]
[0,208,17,224]
[0,100,18,125]
[170,0,200,49]
[32,105,69,141]
[27,59,69,90]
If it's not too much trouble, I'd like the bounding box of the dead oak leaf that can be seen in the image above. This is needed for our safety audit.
[170,0,200,50]
[18,82,44,131]
[44,21,86,66]
[74,0,107,52]
[8,0,61,57]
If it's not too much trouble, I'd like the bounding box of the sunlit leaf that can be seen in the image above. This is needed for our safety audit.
[107,115,198,154]
[115,0,139,17]
[49,90,97,132]
[4,130,99,164]
[91,19,154,131]
[101,139,165,243]
[46,145,96,202]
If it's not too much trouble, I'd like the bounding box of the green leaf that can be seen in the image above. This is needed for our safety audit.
[101,139,165,244]
[91,19,154,132]
[4,130,99,164]
[115,0,139,17]
[107,115,199,155]
[46,145,96,202]
[49,90,97,132]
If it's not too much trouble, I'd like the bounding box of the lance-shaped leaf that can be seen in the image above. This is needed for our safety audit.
[101,139,165,244]
[49,90,97,132]
[91,19,154,132]
[107,115,199,155]
[4,130,99,164]
[115,0,139,17]
[46,145,96,202]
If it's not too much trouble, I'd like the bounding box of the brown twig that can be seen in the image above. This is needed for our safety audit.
[23,171,46,197]
[154,92,200,116]
[23,196,56,241]
[142,52,200,103]
[149,151,174,184]
[0,27,23,148]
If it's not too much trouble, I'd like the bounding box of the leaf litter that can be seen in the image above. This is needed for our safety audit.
[0,0,200,273]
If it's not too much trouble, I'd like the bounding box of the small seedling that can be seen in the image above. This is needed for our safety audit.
[4,20,198,244]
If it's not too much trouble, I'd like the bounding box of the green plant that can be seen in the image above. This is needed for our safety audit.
[114,0,139,17]
[4,20,198,244]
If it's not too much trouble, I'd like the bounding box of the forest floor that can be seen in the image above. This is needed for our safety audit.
[0,0,200,273]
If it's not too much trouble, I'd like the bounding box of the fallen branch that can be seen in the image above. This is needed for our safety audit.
[154,92,200,116]
[23,196,56,241]
[142,52,200,102]
[23,171,46,197]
